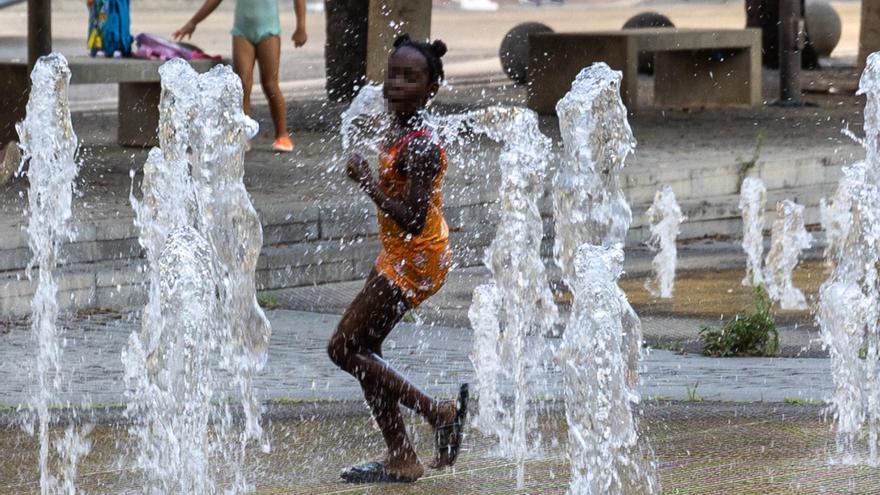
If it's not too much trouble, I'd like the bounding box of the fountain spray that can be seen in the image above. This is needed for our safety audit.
[125,59,266,492]
[645,185,685,298]
[552,63,657,494]
[553,63,635,283]
[17,53,90,495]
[818,51,880,465]
[558,244,658,494]
[764,199,812,310]
[739,176,767,287]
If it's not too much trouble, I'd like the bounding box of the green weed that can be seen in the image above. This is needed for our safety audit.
[699,284,779,357]
[736,129,767,192]
[686,382,703,402]
[257,294,280,309]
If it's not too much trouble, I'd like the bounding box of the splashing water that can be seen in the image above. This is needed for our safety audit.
[124,227,222,493]
[818,51,880,465]
[739,176,767,287]
[467,283,504,440]
[553,63,636,287]
[558,244,658,495]
[763,199,812,310]
[340,83,388,154]
[187,63,270,452]
[16,53,90,495]
[453,107,558,488]
[125,59,266,492]
[550,63,656,495]
[644,185,685,298]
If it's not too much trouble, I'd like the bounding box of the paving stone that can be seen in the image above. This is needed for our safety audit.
[0,308,833,409]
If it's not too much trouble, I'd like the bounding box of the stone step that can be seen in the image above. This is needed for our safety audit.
[0,145,853,316]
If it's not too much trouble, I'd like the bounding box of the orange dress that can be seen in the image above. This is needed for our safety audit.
[374,129,452,307]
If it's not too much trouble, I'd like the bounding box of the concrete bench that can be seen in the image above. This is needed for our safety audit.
[527,28,762,114]
[0,57,225,147]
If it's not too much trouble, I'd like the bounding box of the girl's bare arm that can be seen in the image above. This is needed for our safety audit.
[292,0,308,46]
[173,0,223,40]
[348,137,441,235]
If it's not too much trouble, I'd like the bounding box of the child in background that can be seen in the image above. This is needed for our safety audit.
[174,0,307,152]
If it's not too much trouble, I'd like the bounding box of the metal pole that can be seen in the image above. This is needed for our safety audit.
[27,0,51,68]
[778,0,802,104]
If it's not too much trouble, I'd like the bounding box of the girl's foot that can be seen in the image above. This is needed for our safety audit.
[272,135,294,152]
[430,383,469,469]
[340,458,424,483]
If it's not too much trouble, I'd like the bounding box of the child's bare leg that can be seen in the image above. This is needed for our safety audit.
[232,36,256,116]
[255,35,288,139]
[328,273,454,477]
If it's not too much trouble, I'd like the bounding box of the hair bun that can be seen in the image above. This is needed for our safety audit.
[393,34,412,48]
[430,39,448,58]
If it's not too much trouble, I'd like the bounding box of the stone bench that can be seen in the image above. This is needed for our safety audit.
[0,57,225,147]
[527,28,762,114]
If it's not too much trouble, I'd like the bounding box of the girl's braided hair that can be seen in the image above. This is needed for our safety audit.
[392,34,448,83]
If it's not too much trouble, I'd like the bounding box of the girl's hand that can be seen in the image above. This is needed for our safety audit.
[346,153,373,190]
[292,26,307,47]
[173,21,196,41]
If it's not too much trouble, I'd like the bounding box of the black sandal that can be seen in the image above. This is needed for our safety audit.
[340,461,416,484]
[432,383,469,468]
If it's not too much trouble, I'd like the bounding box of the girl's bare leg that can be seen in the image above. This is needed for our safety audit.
[254,35,288,140]
[232,36,257,116]
[328,272,455,476]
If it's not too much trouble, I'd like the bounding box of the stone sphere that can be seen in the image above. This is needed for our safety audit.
[805,0,842,57]
[499,22,554,84]
[622,12,675,74]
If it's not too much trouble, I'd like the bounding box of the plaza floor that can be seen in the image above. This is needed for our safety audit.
[4,402,879,494]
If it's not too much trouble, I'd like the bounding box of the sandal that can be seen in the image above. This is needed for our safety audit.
[340,460,417,484]
[431,383,469,469]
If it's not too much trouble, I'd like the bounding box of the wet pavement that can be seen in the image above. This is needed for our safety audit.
[3,402,878,494]
[0,307,833,411]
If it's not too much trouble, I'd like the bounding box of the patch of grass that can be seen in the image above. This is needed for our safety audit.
[783,397,822,406]
[401,311,417,323]
[699,284,779,357]
[652,340,687,353]
[736,129,767,192]
[686,382,702,402]
[257,294,280,309]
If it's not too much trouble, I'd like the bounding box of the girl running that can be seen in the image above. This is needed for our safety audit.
[328,34,468,484]
[173,0,306,152]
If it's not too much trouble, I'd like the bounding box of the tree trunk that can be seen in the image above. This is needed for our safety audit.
[365,0,432,83]
[744,0,816,69]
[323,0,368,102]
[860,0,880,69]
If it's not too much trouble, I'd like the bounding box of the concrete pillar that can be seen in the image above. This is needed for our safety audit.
[323,0,368,102]
[779,0,803,104]
[859,0,880,69]
[365,0,432,84]
[0,63,29,144]
[27,0,51,68]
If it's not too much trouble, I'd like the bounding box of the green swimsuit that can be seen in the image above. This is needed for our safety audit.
[231,0,281,45]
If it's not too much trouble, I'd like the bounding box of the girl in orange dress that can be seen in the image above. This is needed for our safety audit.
[327,34,468,484]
